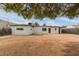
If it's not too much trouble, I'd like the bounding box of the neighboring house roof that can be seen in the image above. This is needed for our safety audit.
[73,25,79,28]
[66,25,79,29]
[0,19,8,22]
[0,19,17,25]
[66,26,75,28]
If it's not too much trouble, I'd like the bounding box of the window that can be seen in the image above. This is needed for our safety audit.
[42,28,47,31]
[16,28,24,30]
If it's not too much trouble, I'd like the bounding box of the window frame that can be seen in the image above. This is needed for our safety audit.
[16,28,24,30]
[42,28,47,31]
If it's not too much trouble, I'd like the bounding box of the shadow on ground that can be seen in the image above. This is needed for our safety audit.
[63,42,79,56]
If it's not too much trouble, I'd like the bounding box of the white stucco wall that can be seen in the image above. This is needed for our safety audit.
[51,28,57,34]
[52,27,60,34]
[11,26,33,35]
[33,27,48,34]
[33,27,60,34]
[11,26,60,35]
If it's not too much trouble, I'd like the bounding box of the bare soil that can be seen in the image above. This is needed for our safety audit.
[0,34,79,56]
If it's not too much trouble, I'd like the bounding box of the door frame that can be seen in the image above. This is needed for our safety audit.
[48,28,51,33]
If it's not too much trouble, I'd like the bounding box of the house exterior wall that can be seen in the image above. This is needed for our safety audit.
[34,27,59,34]
[11,26,33,35]
[51,27,59,34]
[0,20,10,29]
[33,27,48,34]
[11,26,61,35]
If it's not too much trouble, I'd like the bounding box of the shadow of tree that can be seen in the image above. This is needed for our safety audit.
[63,42,79,56]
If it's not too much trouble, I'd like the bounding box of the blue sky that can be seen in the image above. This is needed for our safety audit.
[0,8,79,26]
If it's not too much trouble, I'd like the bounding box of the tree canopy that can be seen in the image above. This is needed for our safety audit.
[1,3,79,19]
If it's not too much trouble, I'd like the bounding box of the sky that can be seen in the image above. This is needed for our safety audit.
[0,8,79,26]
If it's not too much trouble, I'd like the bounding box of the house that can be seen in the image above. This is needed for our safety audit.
[73,25,79,28]
[0,19,11,35]
[0,20,10,29]
[66,25,75,29]
[10,24,61,35]
[0,19,17,35]
[0,19,16,29]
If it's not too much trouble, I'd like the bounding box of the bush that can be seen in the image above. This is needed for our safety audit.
[0,28,12,36]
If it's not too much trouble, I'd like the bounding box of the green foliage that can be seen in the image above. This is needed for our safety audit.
[34,22,39,26]
[61,26,67,28]
[2,3,79,19]
[32,22,39,26]
[43,24,46,26]
[64,4,79,18]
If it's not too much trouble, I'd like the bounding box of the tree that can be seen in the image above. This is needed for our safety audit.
[43,24,46,26]
[32,22,39,27]
[34,22,39,26]
[61,25,67,28]
[1,3,79,19]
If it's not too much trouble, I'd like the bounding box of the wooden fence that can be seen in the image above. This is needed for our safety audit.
[62,28,79,34]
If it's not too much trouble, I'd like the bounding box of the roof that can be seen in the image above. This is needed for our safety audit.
[10,24,29,26]
[66,26,75,28]
[10,24,60,28]
[0,20,9,22]
[0,19,17,25]
[73,25,79,28]
[36,26,60,28]
[65,25,79,29]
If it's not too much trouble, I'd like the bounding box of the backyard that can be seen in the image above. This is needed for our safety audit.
[0,34,79,56]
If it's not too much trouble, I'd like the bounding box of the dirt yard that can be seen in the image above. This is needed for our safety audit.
[0,34,79,56]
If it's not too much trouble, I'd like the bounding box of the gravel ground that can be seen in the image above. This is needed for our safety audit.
[0,34,79,56]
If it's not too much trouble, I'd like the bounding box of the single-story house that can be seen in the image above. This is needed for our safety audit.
[0,19,16,29]
[0,20,10,29]
[10,24,62,35]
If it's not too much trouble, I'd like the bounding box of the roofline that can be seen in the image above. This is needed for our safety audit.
[0,19,17,24]
[10,25,61,27]
[35,26,60,27]
[10,24,29,26]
